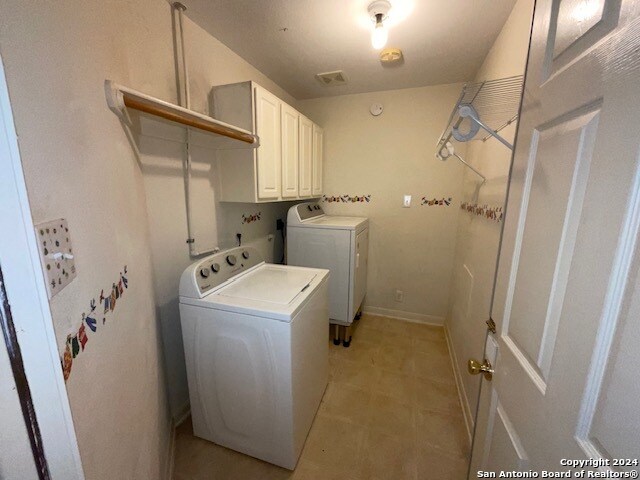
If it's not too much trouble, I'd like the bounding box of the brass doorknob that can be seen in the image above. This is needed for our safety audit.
[467,358,494,381]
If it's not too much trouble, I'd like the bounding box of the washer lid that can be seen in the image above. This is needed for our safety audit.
[218,265,317,305]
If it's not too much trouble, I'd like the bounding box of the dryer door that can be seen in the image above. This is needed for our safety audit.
[353,228,369,316]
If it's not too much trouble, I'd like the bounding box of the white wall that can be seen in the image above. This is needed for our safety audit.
[138,13,298,419]
[445,0,534,429]
[0,0,295,477]
[299,84,465,323]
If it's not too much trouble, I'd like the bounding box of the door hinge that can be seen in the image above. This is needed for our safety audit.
[486,317,496,334]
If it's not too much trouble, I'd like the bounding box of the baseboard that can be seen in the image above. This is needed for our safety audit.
[166,405,190,480]
[362,306,445,326]
[174,402,191,426]
[165,419,177,480]
[444,323,474,443]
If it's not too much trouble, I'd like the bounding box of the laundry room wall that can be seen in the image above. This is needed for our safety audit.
[0,0,296,478]
[138,11,298,422]
[445,0,534,432]
[298,84,466,324]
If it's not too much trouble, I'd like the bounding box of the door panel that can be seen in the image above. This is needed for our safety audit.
[506,106,600,385]
[471,0,640,474]
[575,171,640,467]
[312,125,323,196]
[485,404,529,472]
[254,86,281,200]
[299,116,313,197]
[588,258,640,465]
[281,104,299,199]
[547,0,622,75]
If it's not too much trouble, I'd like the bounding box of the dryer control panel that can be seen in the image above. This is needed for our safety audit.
[288,202,325,224]
[179,246,263,298]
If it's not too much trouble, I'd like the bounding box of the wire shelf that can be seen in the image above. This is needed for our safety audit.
[436,75,524,152]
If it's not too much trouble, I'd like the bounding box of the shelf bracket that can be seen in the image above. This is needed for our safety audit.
[436,142,486,182]
[452,152,486,182]
[105,80,133,126]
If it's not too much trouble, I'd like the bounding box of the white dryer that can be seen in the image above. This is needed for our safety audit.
[179,246,329,470]
[287,202,369,346]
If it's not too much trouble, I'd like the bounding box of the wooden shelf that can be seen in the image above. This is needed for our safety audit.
[105,80,259,149]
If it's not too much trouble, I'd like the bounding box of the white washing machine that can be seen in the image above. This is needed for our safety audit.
[178,246,329,470]
[287,202,369,346]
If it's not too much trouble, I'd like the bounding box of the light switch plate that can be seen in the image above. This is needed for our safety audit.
[403,195,412,207]
[34,218,76,299]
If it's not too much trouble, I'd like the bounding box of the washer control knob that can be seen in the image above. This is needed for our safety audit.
[199,267,210,278]
[211,263,220,273]
[226,255,237,266]
[242,251,250,259]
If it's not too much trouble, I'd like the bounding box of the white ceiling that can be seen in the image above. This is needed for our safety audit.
[181,0,518,100]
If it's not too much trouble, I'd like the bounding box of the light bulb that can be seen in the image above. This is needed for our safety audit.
[371,15,388,49]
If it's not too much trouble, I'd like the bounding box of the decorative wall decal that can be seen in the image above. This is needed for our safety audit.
[322,195,371,203]
[34,218,77,299]
[78,324,88,351]
[62,344,73,381]
[421,197,452,206]
[60,266,129,382]
[460,202,504,222]
[242,212,262,224]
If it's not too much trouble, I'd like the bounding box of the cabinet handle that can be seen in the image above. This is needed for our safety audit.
[356,253,360,268]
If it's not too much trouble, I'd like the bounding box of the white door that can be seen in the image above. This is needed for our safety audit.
[471,0,640,475]
[0,337,40,480]
[0,55,84,479]
[281,104,299,199]
[254,85,281,200]
[299,115,313,198]
[312,124,323,196]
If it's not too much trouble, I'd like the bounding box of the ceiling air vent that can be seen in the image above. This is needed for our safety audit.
[315,70,348,86]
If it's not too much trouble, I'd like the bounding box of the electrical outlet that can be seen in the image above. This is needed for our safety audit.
[403,195,411,207]
[395,289,404,302]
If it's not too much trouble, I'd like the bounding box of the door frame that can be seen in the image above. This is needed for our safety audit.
[0,54,84,479]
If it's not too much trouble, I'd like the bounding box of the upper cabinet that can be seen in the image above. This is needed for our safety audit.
[312,124,323,197]
[212,81,323,203]
[255,86,282,200]
[280,103,299,199]
[299,116,313,198]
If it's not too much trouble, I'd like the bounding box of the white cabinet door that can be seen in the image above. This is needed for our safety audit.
[280,104,299,199]
[471,0,640,474]
[298,115,313,198]
[254,85,281,200]
[312,124,323,196]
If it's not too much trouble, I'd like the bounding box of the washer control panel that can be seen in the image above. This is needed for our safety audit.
[180,246,263,298]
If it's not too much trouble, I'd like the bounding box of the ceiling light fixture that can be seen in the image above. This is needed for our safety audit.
[368,1,392,50]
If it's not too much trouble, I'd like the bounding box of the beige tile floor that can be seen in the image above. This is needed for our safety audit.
[173,314,470,480]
